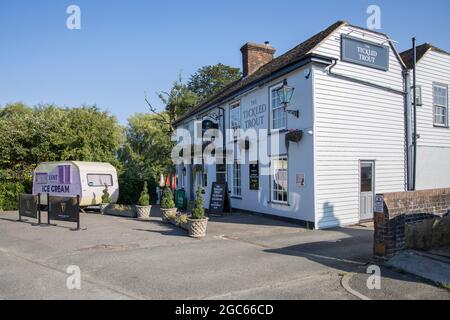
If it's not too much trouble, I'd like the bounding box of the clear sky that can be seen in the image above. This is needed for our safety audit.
[1,0,449,124]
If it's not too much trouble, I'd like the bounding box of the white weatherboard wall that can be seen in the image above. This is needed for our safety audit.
[414,50,450,190]
[312,25,407,229]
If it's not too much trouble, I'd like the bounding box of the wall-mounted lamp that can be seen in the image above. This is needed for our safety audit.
[276,79,299,118]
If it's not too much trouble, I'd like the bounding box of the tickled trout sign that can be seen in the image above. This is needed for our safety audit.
[341,35,389,71]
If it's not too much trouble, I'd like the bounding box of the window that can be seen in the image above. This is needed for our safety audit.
[232,160,241,196]
[271,84,286,130]
[58,165,71,184]
[433,84,448,127]
[87,174,113,187]
[272,157,288,203]
[35,173,48,184]
[203,172,208,187]
[230,101,241,140]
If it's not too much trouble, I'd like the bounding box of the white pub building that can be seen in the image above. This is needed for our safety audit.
[173,21,450,229]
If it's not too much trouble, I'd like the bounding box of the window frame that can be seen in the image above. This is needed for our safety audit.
[231,160,242,197]
[432,83,449,128]
[86,173,114,187]
[270,83,287,132]
[229,101,241,141]
[271,156,288,204]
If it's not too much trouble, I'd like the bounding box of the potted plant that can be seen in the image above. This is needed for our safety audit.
[187,186,208,238]
[160,187,177,223]
[100,184,111,214]
[135,181,151,219]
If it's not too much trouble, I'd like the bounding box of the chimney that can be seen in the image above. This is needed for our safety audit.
[240,42,276,77]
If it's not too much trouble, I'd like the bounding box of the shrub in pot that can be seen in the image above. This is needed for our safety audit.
[100,184,111,214]
[188,186,208,238]
[160,187,177,223]
[135,181,151,219]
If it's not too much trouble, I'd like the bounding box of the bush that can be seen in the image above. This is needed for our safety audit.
[191,186,205,220]
[138,181,150,206]
[161,187,175,209]
[0,181,26,211]
[101,184,111,204]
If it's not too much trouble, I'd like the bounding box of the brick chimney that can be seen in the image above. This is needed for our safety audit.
[240,42,276,77]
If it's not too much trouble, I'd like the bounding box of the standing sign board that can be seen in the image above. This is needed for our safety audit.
[48,194,80,230]
[19,194,41,223]
[209,182,232,216]
[341,35,390,71]
[249,162,259,190]
[175,189,186,210]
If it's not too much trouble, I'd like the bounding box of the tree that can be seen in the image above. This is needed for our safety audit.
[145,75,199,131]
[187,63,241,101]
[117,113,173,204]
[0,103,122,210]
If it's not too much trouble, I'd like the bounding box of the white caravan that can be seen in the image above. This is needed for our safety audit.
[32,161,119,207]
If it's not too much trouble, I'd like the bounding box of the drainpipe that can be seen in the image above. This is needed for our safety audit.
[412,37,417,191]
[404,69,413,191]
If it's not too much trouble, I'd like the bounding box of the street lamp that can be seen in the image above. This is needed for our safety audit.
[277,79,299,118]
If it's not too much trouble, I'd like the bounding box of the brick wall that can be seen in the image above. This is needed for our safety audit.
[373,188,450,258]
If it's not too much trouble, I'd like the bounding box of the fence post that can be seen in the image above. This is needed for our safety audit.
[18,194,22,222]
[38,193,41,225]
[47,193,50,225]
[76,195,80,230]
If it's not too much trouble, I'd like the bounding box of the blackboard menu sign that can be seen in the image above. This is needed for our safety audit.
[249,162,259,190]
[209,182,231,215]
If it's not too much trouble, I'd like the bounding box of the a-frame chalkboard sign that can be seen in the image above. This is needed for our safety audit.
[208,182,232,216]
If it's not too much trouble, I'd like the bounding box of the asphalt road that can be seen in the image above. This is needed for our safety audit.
[0,209,448,300]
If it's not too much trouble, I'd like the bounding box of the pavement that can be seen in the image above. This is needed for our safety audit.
[0,209,449,300]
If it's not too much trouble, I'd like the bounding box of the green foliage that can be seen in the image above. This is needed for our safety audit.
[138,181,150,206]
[191,186,205,220]
[187,63,241,101]
[0,180,25,211]
[101,184,111,204]
[0,103,122,211]
[175,213,188,225]
[161,187,175,209]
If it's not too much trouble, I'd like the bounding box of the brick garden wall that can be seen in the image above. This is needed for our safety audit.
[373,188,450,258]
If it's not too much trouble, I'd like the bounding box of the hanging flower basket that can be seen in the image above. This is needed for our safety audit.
[285,129,303,148]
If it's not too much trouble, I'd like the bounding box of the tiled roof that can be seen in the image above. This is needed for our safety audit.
[174,20,347,125]
[400,43,450,69]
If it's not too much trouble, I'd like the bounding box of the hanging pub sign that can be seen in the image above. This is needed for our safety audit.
[202,119,219,136]
[249,162,259,190]
[341,35,389,71]
[209,182,232,216]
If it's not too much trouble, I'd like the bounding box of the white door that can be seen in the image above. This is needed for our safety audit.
[360,161,375,221]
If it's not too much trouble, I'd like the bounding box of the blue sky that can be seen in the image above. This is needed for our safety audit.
[1,0,449,124]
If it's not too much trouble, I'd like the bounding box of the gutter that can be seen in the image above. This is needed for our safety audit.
[326,59,405,96]
[173,54,334,126]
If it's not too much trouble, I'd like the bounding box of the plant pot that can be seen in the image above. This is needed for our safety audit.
[160,208,177,223]
[187,217,209,238]
[135,205,152,219]
[99,203,110,214]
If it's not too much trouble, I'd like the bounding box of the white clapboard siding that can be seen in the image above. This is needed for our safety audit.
[312,25,406,229]
[414,49,450,189]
